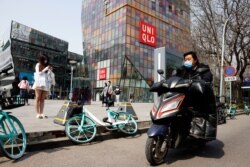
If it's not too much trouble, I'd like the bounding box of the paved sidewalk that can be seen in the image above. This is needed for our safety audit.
[5,99,246,145]
[5,100,153,144]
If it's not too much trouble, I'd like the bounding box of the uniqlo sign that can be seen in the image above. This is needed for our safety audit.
[139,21,156,47]
[99,68,106,80]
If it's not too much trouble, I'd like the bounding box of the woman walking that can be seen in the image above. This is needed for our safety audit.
[18,76,30,105]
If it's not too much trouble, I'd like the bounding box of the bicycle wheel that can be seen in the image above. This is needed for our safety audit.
[0,115,27,160]
[117,112,138,135]
[65,115,97,144]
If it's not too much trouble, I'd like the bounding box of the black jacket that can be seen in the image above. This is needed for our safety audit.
[176,63,213,83]
[176,63,217,139]
[176,63,216,114]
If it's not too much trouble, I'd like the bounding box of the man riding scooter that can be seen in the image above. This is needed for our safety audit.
[176,51,217,140]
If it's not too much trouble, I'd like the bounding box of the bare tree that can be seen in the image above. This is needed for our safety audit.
[191,0,250,97]
[225,0,250,82]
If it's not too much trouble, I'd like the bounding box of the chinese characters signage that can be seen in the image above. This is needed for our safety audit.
[99,68,106,80]
[139,21,156,47]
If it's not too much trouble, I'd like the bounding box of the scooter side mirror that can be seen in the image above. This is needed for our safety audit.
[157,69,164,75]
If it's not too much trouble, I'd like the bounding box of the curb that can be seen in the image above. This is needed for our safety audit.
[25,111,249,149]
[26,120,152,146]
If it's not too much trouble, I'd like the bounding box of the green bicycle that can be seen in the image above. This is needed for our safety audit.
[65,105,138,144]
[0,105,27,159]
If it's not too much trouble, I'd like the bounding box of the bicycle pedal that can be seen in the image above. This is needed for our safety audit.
[106,121,113,125]
[103,119,112,125]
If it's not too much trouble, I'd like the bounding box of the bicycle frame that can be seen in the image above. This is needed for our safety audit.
[80,106,131,128]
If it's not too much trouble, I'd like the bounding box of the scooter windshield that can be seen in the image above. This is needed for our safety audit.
[165,76,182,89]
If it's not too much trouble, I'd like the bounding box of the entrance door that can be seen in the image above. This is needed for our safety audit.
[96,92,100,101]
[94,88,103,101]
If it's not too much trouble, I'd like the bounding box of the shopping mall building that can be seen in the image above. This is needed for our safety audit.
[0,21,83,98]
[81,0,191,102]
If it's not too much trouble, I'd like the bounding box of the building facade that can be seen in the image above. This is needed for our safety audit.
[0,21,82,99]
[81,0,191,102]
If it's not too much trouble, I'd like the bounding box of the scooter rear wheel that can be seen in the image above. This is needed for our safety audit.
[145,136,169,165]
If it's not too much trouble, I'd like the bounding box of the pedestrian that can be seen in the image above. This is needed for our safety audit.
[11,76,20,97]
[0,88,10,107]
[100,83,108,107]
[106,81,113,106]
[129,93,134,103]
[114,85,121,106]
[85,87,91,104]
[79,87,85,105]
[18,76,30,105]
[2,88,7,98]
[32,53,52,119]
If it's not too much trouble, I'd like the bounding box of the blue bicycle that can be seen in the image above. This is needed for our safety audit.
[0,105,27,159]
[65,105,138,144]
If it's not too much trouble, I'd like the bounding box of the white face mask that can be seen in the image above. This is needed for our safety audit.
[183,60,192,69]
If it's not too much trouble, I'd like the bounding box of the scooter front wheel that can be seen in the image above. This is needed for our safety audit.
[65,115,96,144]
[145,136,169,165]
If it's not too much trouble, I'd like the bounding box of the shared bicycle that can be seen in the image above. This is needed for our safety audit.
[65,105,138,144]
[0,104,27,159]
[243,103,249,115]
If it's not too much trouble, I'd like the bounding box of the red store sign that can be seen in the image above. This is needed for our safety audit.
[99,68,106,80]
[139,21,156,47]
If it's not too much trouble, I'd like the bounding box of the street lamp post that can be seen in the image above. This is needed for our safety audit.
[69,60,77,101]
[219,17,230,103]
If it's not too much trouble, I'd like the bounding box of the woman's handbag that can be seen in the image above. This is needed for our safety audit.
[48,71,56,86]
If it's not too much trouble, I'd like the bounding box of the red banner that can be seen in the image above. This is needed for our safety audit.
[139,21,156,47]
[99,68,106,80]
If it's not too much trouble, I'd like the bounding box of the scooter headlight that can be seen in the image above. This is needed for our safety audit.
[156,95,185,119]
[161,98,183,112]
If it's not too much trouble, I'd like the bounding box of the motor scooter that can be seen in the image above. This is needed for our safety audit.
[216,97,227,124]
[145,69,217,165]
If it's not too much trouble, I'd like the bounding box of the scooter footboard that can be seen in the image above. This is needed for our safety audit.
[147,124,169,137]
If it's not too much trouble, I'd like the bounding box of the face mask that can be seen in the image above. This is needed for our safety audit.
[183,61,192,69]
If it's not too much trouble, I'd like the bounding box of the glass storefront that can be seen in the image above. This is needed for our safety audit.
[82,0,191,102]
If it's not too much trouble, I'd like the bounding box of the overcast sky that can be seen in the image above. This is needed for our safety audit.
[0,0,83,54]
